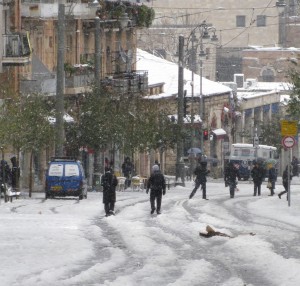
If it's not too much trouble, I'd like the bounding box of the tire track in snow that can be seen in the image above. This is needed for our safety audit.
[60,197,149,285]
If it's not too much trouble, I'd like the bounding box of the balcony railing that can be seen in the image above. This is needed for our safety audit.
[64,69,148,95]
[65,73,94,89]
[2,33,31,65]
[101,70,148,94]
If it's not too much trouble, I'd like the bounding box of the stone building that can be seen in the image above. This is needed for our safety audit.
[136,49,232,176]
[242,47,300,82]
[0,0,154,188]
[140,0,297,82]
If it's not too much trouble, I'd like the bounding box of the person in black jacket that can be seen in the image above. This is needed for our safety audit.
[278,165,293,200]
[189,161,210,200]
[122,157,134,188]
[0,160,12,197]
[267,164,277,196]
[10,156,20,191]
[251,161,265,196]
[146,165,166,214]
[224,161,240,198]
[101,167,118,216]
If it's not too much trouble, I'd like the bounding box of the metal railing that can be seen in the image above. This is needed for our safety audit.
[2,33,31,58]
[101,70,148,94]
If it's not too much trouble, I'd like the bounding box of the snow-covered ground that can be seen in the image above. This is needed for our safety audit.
[1,178,300,286]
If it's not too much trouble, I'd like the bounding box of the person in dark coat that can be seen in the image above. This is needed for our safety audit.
[251,161,265,196]
[10,156,20,190]
[121,157,134,188]
[0,160,12,185]
[278,165,293,200]
[224,161,240,198]
[0,160,12,196]
[291,156,299,177]
[101,167,118,216]
[189,161,210,200]
[146,165,166,214]
[267,164,277,196]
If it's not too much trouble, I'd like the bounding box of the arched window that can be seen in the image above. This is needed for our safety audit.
[262,68,274,82]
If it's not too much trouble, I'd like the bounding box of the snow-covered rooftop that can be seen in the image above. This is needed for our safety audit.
[136,49,232,99]
[236,79,292,102]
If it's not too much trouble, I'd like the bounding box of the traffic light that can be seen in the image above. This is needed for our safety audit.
[203,129,209,140]
[183,90,188,117]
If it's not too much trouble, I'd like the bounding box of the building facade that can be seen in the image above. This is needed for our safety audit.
[17,0,152,187]
[242,47,300,82]
[139,0,297,82]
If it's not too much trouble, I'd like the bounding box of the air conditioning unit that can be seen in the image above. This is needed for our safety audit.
[245,78,257,87]
[234,74,244,88]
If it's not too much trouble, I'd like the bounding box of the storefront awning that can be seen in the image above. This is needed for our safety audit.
[212,128,227,139]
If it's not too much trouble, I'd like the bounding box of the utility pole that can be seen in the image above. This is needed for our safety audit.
[190,32,197,175]
[55,3,65,156]
[199,58,204,153]
[175,35,185,186]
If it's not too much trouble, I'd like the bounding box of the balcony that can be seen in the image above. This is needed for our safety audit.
[64,64,94,94]
[2,33,31,66]
[101,70,148,95]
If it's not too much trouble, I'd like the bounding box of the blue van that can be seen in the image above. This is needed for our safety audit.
[45,157,87,200]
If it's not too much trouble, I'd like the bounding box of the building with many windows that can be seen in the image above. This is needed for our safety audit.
[139,0,298,82]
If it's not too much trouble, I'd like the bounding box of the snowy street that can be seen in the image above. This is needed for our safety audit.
[1,179,300,286]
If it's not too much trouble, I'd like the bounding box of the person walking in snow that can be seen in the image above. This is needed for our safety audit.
[224,161,240,198]
[251,161,265,196]
[101,167,118,216]
[278,165,293,200]
[146,165,166,215]
[189,161,210,200]
[267,164,277,196]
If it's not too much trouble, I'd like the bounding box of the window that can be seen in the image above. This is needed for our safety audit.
[236,15,246,27]
[256,15,266,27]
[49,164,63,177]
[49,36,53,48]
[65,164,80,177]
[262,69,274,82]
[205,47,210,60]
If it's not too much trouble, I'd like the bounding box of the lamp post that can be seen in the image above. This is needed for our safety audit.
[188,21,218,155]
[55,3,66,156]
[188,32,198,175]
[175,35,185,186]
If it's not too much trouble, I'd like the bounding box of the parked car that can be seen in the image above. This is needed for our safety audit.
[45,157,87,200]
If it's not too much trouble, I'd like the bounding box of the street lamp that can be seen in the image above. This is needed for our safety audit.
[189,21,218,155]
[175,35,185,186]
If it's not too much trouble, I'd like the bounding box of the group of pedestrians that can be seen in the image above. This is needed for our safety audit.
[189,158,295,201]
[100,156,298,217]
